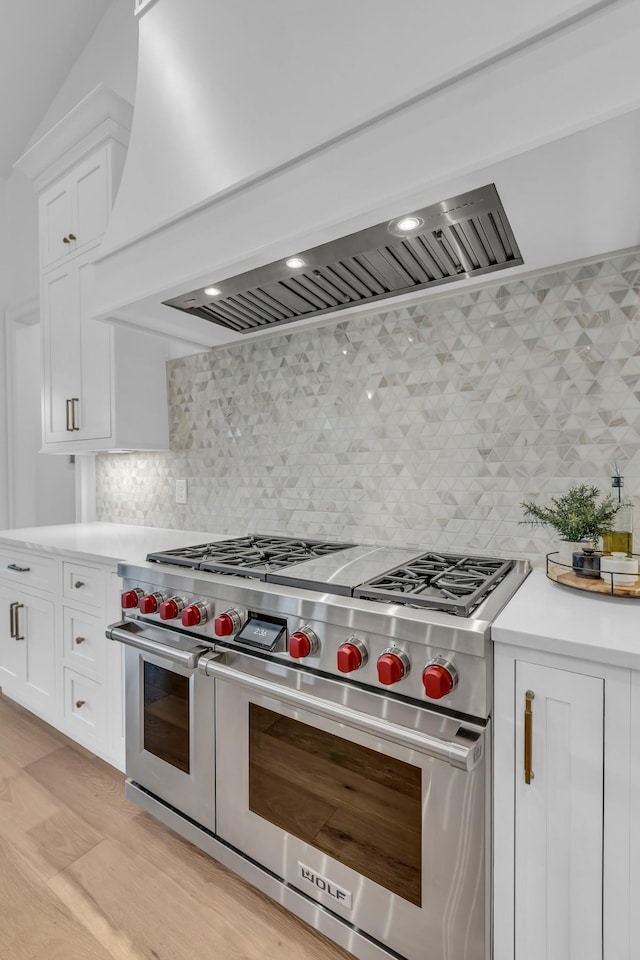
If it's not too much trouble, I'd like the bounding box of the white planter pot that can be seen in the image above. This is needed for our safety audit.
[556,540,594,567]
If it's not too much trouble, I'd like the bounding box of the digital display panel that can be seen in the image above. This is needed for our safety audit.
[237,617,286,650]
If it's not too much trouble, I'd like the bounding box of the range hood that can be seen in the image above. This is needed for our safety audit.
[164,185,522,335]
[91,0,640,351]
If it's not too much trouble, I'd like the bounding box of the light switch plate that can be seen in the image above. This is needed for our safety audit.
[175,479,188,504]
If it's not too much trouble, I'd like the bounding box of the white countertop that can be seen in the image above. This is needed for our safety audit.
[493,569,640,670]
[0,522,219,565]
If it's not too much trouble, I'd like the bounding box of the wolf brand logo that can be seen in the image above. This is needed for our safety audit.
[298,863,352,910]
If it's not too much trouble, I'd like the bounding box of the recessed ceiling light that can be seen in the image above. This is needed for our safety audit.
[395,216,422,232]
[285,257,305,269]
[204,285,221,297]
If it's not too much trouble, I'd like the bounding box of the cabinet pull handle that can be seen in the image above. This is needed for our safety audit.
[63,236,70,244]
[7,563,30,573]
[524,689,535,784]
[13,604,24,642]
[71,398,80,431]
[75,700,86,709]
[75,636,86,645]
[74,580,85,589]
[66,398,73,431]
[68,233,76,241]
[9,602,17,638]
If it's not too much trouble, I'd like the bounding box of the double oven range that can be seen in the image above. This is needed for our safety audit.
[107,535,529,960]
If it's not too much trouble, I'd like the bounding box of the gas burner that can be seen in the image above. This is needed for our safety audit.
[147,534,355,576]
[354,552,514,616]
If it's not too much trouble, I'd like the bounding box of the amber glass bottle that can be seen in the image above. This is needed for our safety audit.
[601,473,633,557]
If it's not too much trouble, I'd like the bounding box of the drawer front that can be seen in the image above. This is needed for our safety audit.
[0,548,57,594]
[63,668,107,749]
[63,607,105,679]
[62,562,106,609]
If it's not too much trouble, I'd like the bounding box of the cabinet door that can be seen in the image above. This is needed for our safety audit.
[41,261,82,442]
[41,249,112,445]
[0,584,55,717]
[39,174,73,271]
[515,661,604,960]
[71,147,110,256]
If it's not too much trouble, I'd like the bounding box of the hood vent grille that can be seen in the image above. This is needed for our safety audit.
[165,184,522,334]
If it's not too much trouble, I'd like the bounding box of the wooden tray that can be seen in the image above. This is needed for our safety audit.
[546,553,640,598]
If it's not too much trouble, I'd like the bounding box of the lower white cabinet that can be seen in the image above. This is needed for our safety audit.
[0,546,124,771]
[0,583,55,717]
[494,643,632,960]
[513,661,603,960]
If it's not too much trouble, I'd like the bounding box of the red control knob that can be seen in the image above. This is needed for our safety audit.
[377,651,408,685]
[214,612,237,636]
[121,588,143,609]
[289,628,318,659]
[337,642,364,673]
[182,603,207,627]
[139,593,163,614]
[159,597,182,620]
[422,662,456,700]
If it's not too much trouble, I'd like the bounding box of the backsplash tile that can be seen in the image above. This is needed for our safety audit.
[96,249,640,562]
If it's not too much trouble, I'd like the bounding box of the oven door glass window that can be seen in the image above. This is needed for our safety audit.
[248,703,422,905]
[143,662,190,773]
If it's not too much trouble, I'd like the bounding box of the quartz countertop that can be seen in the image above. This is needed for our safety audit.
[493,569,640,670]
[0,522,220,566]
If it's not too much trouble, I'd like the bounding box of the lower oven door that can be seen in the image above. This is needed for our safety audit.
[107,619,215,831]
[201,649,488,960]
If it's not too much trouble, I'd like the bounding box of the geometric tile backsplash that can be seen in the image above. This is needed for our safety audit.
[96,248,640,564]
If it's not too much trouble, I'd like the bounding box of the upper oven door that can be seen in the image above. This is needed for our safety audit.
[201,649,487,960]
[109,619,215,831]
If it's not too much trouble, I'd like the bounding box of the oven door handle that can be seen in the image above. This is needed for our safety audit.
[106,620,206,669]
[199,652,483,772]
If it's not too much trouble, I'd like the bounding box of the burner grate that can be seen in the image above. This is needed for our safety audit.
[354,553,513,615]
[147,535,354,575]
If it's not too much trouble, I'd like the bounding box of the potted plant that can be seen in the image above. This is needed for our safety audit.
[520,484,621,566]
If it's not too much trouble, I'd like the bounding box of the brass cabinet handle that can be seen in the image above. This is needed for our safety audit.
[66,398,73,431]
[524,690,535,784]
[63,236,70,244]
[75,700,86,709]
[74,580,85,589]
[68,233,76,241]
[75,636,86,645]
[7,563,30,573]
[71,398,80,431]
[12,603,24,641]
[9,601,17,638]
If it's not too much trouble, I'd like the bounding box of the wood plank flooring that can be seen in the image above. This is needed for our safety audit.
[0,693,353,960]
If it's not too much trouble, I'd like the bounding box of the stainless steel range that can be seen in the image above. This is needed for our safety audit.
[107,534,529,960]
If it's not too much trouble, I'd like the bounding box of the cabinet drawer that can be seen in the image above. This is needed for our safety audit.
[62,562,106,608]
[0,548,57,594]
[63,607,105,678]
[63,668,107,749]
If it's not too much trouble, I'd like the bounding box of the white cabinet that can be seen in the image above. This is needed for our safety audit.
[513,661,603,960]
[15,84,169,455]
[0,582,55,718]
[0,545,124,770]
[494,641,632,960]
[39,145,110,271]
[41,248,112,444]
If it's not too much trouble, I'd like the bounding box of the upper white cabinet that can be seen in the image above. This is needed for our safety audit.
[15,84,169,454]
[39,145,111,271]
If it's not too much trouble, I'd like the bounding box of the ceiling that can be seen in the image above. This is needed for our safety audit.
[0,0,112,179]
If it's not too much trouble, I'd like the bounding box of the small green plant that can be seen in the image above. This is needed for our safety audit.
[520,484,620,543]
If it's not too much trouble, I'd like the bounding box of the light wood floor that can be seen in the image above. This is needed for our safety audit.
[0,693,353,960]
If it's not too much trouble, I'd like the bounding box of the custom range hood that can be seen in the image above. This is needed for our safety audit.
[164,184,522,336]
[91,0,640,350]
